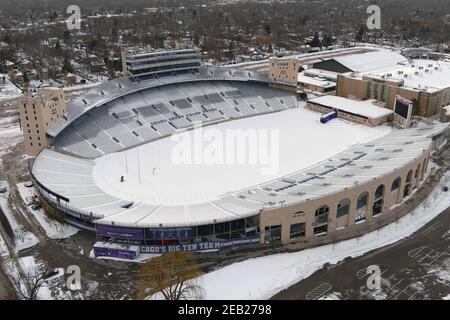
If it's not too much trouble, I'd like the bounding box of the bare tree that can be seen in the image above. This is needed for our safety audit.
[10,260,52,300]
[0,256,16,300]
[138,251,204,300]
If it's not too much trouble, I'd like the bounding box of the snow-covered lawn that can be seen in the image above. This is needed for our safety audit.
[0,184,39,252]
[0,74,22,101]
[3,256,52,300]
[17,183,78,240]
[18,256,52,299]
[93,107,391,205]
[0,123,22,153]
[0,231,8,258]
[194,171,450,300]
[0,122,22,170]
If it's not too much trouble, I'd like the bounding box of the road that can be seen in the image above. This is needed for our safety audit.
[272,207,450,300]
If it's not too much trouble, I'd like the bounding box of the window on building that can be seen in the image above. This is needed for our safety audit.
[290,223,305,240]
[337,198,351,218]
[382,86,389,102]
[391,177,401,191]
[404,170,413,198]
[367,83,373,97]
[264,225,282,242]
[373,185,385,216]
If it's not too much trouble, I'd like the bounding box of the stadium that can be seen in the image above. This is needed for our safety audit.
[30,56,448,254]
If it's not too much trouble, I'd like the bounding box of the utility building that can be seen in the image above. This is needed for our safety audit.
[18,87,66,157]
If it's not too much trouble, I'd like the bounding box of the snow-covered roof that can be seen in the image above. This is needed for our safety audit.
[361,59,450,93]
[333,50,407,73]
[297,74,335,88]
[307,95,394,119]
[444,105,450,116]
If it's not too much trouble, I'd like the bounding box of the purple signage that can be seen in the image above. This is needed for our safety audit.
[320,111,337,123]
[96,224,144,241]
[93,245,138,259]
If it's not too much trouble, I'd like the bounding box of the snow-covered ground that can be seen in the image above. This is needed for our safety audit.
[0,74,22,101]
[3,255,53,300]
[0,115,19,126]
[0,231,8,258]
[93,107,392,205]
[0,121,22,170]
[0,123,22,153]
[194,171,450,300]
[0,183,39,252]
[62,81,103,92]
[16,182,78,240]
[18,256,52,299]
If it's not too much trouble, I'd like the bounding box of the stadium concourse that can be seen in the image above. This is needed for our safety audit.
[30,66,449,254]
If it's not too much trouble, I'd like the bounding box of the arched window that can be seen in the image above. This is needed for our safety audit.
[414,164,421,188]
[390,177,402,205]
[421,158,427,180]
[315,205,329,217]
[356,192,369,222]
[373,185,385,216]
[337,198,351,218]
[314,205,329,235]
[404,170,413,198]
[391,177,401,192]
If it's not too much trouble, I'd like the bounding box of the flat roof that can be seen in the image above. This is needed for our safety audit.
[333,50,407,73]
[307,95,394,119]
[360,59,450,93]
[297,74,335,88]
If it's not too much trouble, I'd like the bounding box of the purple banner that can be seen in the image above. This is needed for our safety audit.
[93,245,138,259]
[96,224,144,241]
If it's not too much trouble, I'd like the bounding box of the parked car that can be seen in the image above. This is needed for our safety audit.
[24,181,34,188]
[25,196,37,206]
[0,181,7,193]
[44,268,60,279]
[31,203,42,210]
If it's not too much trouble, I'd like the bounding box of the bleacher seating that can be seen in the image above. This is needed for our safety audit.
[54,79,297,158]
